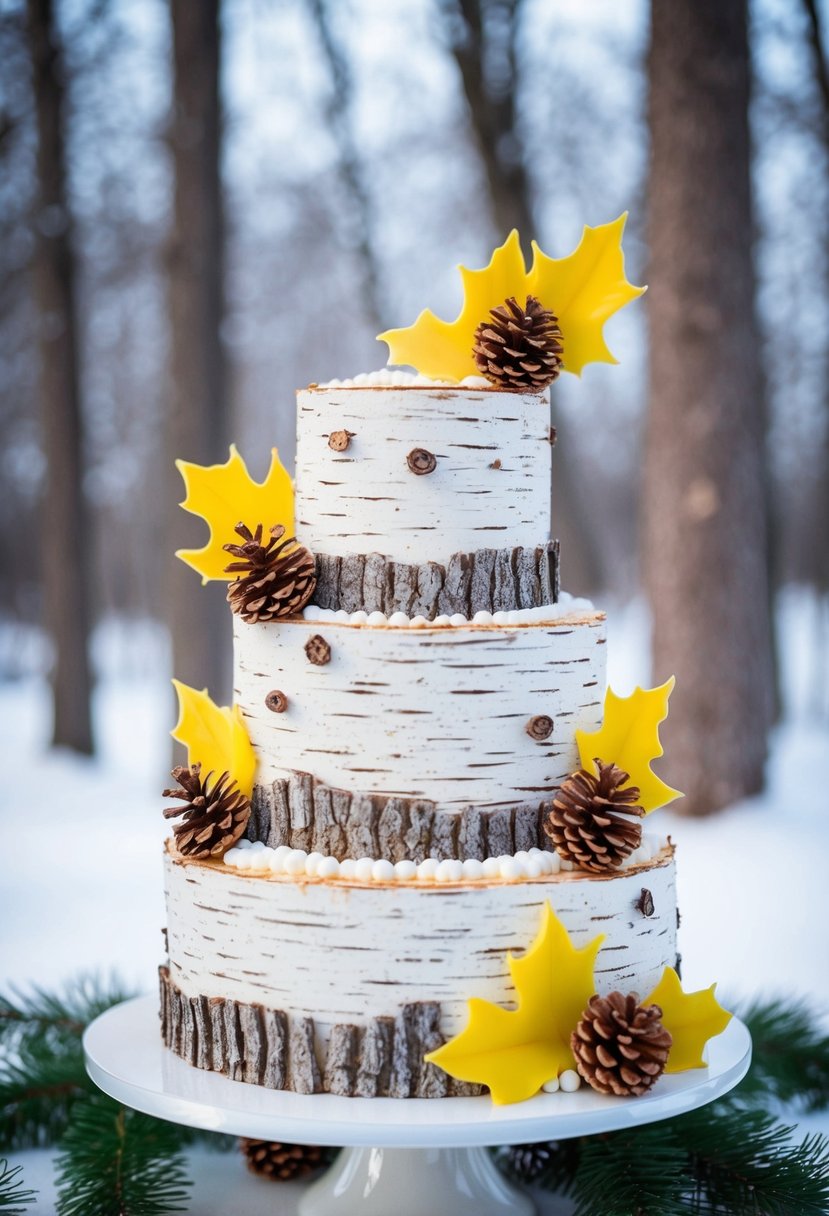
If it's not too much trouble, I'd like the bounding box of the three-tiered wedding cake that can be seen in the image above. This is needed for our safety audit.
[159,218,729,1105]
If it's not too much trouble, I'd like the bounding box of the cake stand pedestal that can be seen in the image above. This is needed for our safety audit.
[84,996,751,1216]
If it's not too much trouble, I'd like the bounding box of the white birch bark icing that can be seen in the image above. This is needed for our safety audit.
[234,612,606,809]
[164,847,677,1053]
[294,386,552,565]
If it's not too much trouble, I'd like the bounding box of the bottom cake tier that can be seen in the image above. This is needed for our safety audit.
[161,839,678,1099]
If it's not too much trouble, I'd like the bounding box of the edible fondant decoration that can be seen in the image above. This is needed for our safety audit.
[575,678,681,814]
[424,902,603,1104]
[643,966,732,1073]
[171,679,255,799]
[378,215,645,382]
[176,445,293,583]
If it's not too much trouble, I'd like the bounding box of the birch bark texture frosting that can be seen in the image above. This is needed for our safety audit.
[233,612,607,810]
[294,385,553,565]
[164,848,677,1056]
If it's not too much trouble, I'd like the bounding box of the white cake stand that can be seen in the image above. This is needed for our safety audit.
[84,996,751,1216]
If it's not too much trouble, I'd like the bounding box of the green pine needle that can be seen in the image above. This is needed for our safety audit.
[741,998,829,1112]
[0,1160,36,1214]
[55,1094,191,1216]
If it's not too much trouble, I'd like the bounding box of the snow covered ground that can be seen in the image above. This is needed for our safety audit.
[1,593,828,1213]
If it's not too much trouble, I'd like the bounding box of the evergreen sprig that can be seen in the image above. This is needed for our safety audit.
[741,998,829,1111]
[54,1094,190,1216]
[0,1160,35,1213]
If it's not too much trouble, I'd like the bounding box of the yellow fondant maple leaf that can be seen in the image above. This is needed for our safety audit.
[171,680,255,799]
[645,967,732,1073]
[378,214,645,382]
[425,903,604,1105]
[576,678,681,814]
[176,445,294,584]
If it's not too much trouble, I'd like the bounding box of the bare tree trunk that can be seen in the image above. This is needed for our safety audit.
[443,0,602,593]
[166,0,229,701]
[645,0,774,814]
[306,0,385,332]
[27,0,94,754]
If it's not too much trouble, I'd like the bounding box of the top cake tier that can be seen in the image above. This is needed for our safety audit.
[294,383,552,567]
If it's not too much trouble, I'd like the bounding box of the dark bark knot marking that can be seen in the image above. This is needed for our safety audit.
[526,714,554,741]
[407,448,437,475]
[305,634,332,666]
[328,429,355,452]
[636,888,655,917]
[265,689,289,713]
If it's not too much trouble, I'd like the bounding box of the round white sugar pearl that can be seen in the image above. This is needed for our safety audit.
[249,839,267,851]
[303,605,322,621]
[339,858,357,879]
[461,858,484,881]
[492,611,509,624]
[305,852,325,877]
[371,859,395,883]
[234,851,253,870]
[269,851,288,874]
[394,860,417,882]
[499,857,521,880]
[223,849,241,867]
[560,858,575,872]
[542,1077,560,1094]
[449,614,467,627]
[334,609,350,622]
[410,615,428,628]
[514,851,531,865]
[546,851,561,873]
[417,858,439,880]
[559,1070,581,1093]
[354,857,375,882]
[482,857,501,878]
[350,610,369,625]
[436,859,463,883]
[272,845,292,863]
[524,858,544,879]
[473,610,493,624]
[366,611,387,627]
[316,856,340,879]
[433,615,451,627]
[388,612,409,627]
[236,838,253,850]
[284,850,308,875]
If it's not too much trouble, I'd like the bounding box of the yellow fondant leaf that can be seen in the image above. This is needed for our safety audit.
[425,903,604,1105]
[171,680,255,799]
[576,678,681,814]
[378,216,644,382]
[645,967,732,1073]
[175,445,294,584]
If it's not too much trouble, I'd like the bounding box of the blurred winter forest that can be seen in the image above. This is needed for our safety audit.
[1,0,828,814]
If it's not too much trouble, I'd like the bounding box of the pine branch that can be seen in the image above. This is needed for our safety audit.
[740,998,829,1112]
[570,1123,691,1216]
[55,1094,191,1216]
[0,1160,36,1213]
[0,974,133,1049]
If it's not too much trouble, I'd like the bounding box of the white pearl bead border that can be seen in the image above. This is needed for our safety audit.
[302,591,594,630]
[221,836,669,884]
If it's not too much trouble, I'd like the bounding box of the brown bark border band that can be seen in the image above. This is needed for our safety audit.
[312,541,560,620]
[159,966,482,1099]
[246,769,554,861]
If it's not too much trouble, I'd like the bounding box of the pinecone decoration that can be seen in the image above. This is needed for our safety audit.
[500,1141,556,1184]
[571,991,672,1097]
[162,764,250,859]
[544,759,644,872]
[224,523,316,623]
[240,1138,325,1182]
[473,295,564,391]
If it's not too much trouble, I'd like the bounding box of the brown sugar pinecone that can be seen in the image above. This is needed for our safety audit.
[162,764,250,859]
[571,991,672,1097]
[224,523,316,623]
[240,1138,326,1182]
[544,759,644,872]
[473,294,564,391]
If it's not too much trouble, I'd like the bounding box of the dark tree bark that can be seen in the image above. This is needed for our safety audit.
[165,0,229,700]
[645,0,774,814]
[27,0,94,754]
[443,0,602,594]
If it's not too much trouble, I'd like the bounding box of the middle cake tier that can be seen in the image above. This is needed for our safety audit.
[234,609,606,859]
